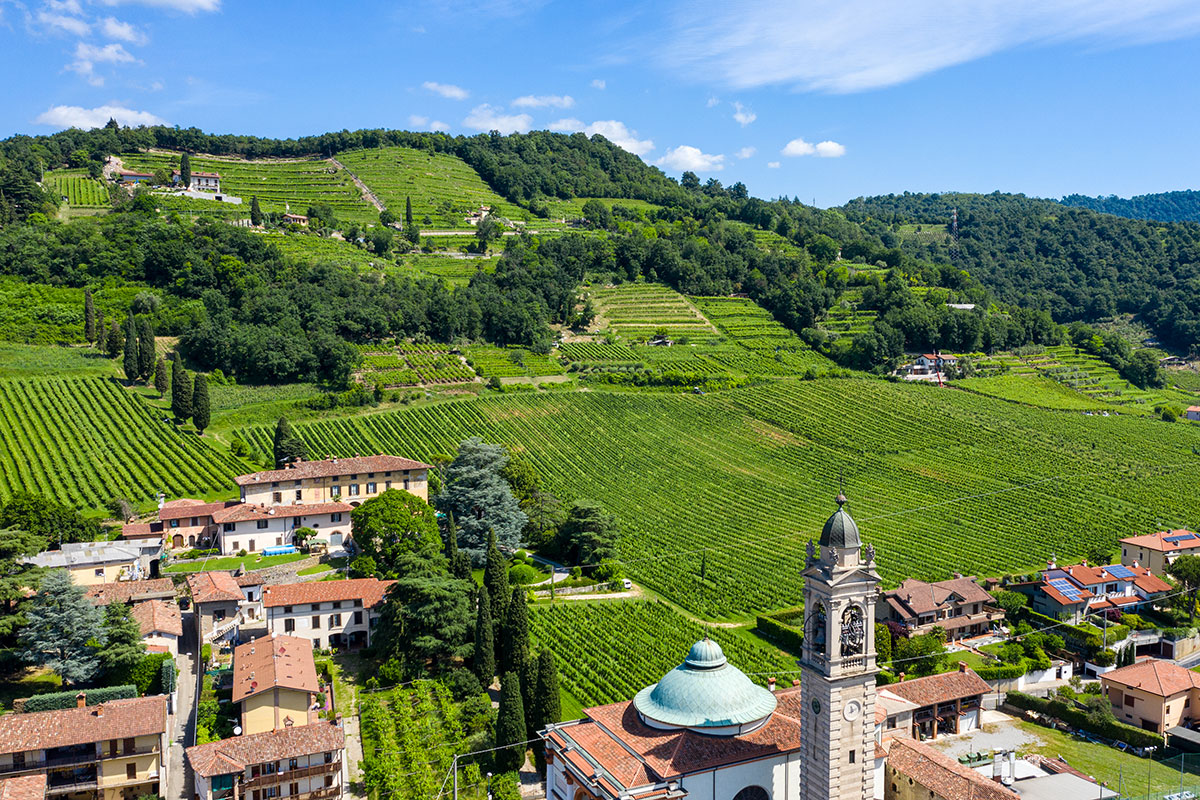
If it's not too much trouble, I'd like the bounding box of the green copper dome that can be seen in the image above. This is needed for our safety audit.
[819,492,860,549]
[633,639,777,734]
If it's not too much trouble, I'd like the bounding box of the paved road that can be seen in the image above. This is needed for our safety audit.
[167,611,199,800]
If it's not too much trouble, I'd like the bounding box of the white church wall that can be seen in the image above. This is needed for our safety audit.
[681,754,794,800]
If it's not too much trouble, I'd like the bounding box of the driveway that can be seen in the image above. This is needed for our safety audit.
[167,611,199,800]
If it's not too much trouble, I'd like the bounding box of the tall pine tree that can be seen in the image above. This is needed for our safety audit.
[500,587,529,677]
[154,358,169,398]
[83,289,95,343]
[533,648,561,733]
[250,196,262,226]
[192,373,211,434]
[405,195,413,227]
[96,603,145,683]
[136,317,155,381]
[272,416,307,466]
[121,313,138,383]
[171,362,193,423]
[494,671,527,773]
[473,585,495,685]
[520,655,538,739]
[483,532,509,664]
[180,152,191,187]
[18,569,103,685]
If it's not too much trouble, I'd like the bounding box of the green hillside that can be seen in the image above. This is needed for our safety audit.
[336,146,525,228]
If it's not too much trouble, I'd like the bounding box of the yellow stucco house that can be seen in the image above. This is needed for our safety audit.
[233,634,321,736]
[1101,658,1200,734]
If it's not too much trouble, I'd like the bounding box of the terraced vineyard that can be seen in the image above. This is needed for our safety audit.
[589,283,717,341]
[954,375,1110,411]
[466,345,565,379]
[821,288,878,339]
[0,377,244,509]
[120,152,377,222]
[403,255,498,286]
[236,379,1200,617]
[337,147,524,228]
[44,170,108,207]
[528,601,795,709]
[692,296,835,371]
[358,342,475,387]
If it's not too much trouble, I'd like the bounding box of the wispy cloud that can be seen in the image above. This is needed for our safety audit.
[767,161,781,168]
[409,115,428,127]
[36,10,91,35]
[68,41,136,86]
[732,101,756,126]
[705,95,720,108]
[662,0,1200,92]
[657,145,724,172]
[547,118,654,156]
[423,81,469,100]
[736,146,756,159]
[782,137,846,157]
[463,104,532,134]
[34,103,167,128]
[590,78,606,90]
[100,0,220,12]
[430,120,450,132]
[101,16,147,44]
[511,94,574,109]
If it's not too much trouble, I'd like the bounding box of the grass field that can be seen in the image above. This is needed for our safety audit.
[120,152,378,223]
[266,232,389,270]
[233,378,1200,618]
[400,255,498,286]
[163,552,307,573]
[588,282,718,341]
[44,169,109,207]
[336,146,525,228]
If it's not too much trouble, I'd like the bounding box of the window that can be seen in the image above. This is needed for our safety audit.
[368,472,375,478]
[295,490,302,501]
[12,752,24,768]
[313,638,321,648]
[353,611,363,625]
[1126,695,1136,707]
[214,610,226,622]
[324,752,334,764]
[289,785,299,797]
[224,523,236,532]
[288,759,298,772]
[272,492,282,504]
[403,479,410,490]
[849,750,856,763]
[331,614,342,626]
[332,601,342,609]
[284,606,293,613]
[331,485,340,497]
[95,568,105,577]
[284,619,295,633]
[263,763,277,775]
[312,616,321,629]
[265,787,279,798]
[385,471,392,477]
[294,480,301,487]
[367,482,377,493]
[348,484,360,496]
[331,513,342,523]
[349,474,357,480]
[886,716,897,730]
[325,777,334,787]
[732,788,769,800]
[170,519,180,528]
[272,482,279,488]
[127,763,137,779]
[257,520,269,529]
[123,737,135,754]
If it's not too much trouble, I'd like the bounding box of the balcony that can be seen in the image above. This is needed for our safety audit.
[101,745,159,761]
[244,762,341,790]
[1,750,101,776]
[294,787,341,800]
[46,776,99,795]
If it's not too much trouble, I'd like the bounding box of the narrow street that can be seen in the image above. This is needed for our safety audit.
[167,611,199,800]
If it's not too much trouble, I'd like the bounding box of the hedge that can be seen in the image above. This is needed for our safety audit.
[755,615,804,654]
[22,684,137,713]
[975,662,1027,680]
[1025,609,1129,653]
[1005,691,1162,749]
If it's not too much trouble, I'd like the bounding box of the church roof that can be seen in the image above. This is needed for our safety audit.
[632,639,777,731]
[819,493,860,549]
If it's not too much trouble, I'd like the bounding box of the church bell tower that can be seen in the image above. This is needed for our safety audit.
[799,493,881,800]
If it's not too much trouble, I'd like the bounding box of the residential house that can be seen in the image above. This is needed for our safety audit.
[188,572,250,645]
[884,738,1015,800]
[1100,658,1200,734]
[186,721,344,800]
[116,171,154,184]
[1187,406,1200,422]
[911,353,958,374]
[261,580,393,650]
[0,695,169,800]
[878,664,990,741]
[84,580,175,607]
[1121,529,1200,575]
[1011,558,1171,624]
[237,574,265,623]
[130,600,183,657]
[28,542,162,586]
[878,577,1002,641]
[235,455,433,507]
[233,635,320,736]
[0,774,46,800]
[172,170,220,191]
[281,213,308,226]
[210,503,352,556]
[155,499,232,550]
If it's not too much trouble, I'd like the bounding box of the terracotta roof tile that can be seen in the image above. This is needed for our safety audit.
[186,721,344,778]
[85,578,175,606]
[0,774,46,800]
[131,598,183,637]
[236,574,265,587]
[188,572,244,604]
[885,668,990,708]
[121,522,164,540]
[210,502,351,524]
[233,634,320,703]
[885,577,994,617]
[1120,530,1200,553]
[887,738,1016,800]
[0,696,167,753]
[262,579,393,609]
[234,455,431,487]
[1101,658,1200,697]
[159,500,235,521]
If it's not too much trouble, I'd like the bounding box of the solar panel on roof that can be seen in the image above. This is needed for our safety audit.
[1106,565,1135,579]
[1165,534,1197,543]
[1049,578,1084,601]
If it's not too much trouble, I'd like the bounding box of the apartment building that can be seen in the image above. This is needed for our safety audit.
[234,455,432,506]
[28,542,162,587]
[233,635,321,736]
[261,580,393,650]
[0,696,169,800]
[186,721,344,800]
[188,572,251,644]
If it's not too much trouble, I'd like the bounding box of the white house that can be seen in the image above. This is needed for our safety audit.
[234,455,432,507]
[262,579,393,650]
[211,502,352,554]
[173,170,221,191]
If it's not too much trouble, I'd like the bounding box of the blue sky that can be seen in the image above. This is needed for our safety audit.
[3,0,1200,207]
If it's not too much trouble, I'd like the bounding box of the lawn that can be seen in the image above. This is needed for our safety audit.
[163,552,308,573]
[298,557,346,576]
[0,668,62,713]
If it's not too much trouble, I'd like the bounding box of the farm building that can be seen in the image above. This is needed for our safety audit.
[1121,528,1200,574]
[282,213,309,225]
[1008,557,1170,624]
[172,169,220,191]
[116,170,155,184]
[877,577,1002,640]
[1187,405,1200,421]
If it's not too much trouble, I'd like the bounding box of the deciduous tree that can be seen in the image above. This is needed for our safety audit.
[350,490,442,575]
[0,492,100,547]
[557,501,618,566]
[19,569,103,685]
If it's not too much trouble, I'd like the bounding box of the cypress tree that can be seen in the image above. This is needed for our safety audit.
[250,196,262,226]
[180,152,191,187]
[136,317,155,380]
[272,416,307,467]
[405,196,413,227]
[154,358,169,398]
[121,313,138,383]
[171,363,192,423]
[501,587,529,678]
[483,532,509,663]
[494,671,527,773]
[192,373,211,434]
[473,585,495,685]
[96,309,105,349]
[520,655,538,739]
[83,290,95,343]
[534,648,562,731]
[105,320,121,357]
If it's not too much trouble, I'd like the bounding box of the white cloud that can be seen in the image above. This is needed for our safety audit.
[706,95,720,108]
[68,42,137,86]
[781,137,815,157]
[100,0,220,12]
[590,78,606,90]
[767,161,781,168]
[549,118,585,132]
[409,115,429,127]
[47,0,84,13]
[815,140,846,157]
[34,104,167,129]
[546,118,654,155]
[149,80,164,90]
[662,0,1200,93]
[511,94,574,109]
[463,104,533,134]
[656,145,725,172]
[422,81,469,100]
[732,101,756,126]
[412,25,426,33]
[101,16,147,44]
[736,146,756,159]
[37,11,91,35]
[430,120,450,132]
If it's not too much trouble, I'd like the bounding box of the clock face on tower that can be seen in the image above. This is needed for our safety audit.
[811,698,821,714]
[843,700,862,721]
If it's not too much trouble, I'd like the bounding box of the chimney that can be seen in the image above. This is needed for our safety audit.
[76,692,87,709]
[958,661,968,673]
[93,704,103,717]
[1004,751,1016,786]
[953,572,963,579]
[791,679,800,687]
[992,753,1004,782]
[768,677,777,692]
[898,673,906,682]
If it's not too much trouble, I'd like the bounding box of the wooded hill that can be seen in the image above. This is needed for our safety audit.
[1060,189,1200,223]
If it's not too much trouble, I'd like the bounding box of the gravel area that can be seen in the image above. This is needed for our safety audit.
[928,710,1041,756]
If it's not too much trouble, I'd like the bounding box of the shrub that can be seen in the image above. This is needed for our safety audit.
[508,563,542,585]
[22,684,137,713]
[975,662,1027,680]
[130,653,173,695]
[1005,691,1162,749]
[755,615,804,654]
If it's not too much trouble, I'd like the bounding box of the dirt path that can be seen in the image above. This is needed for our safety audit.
[329,157,385,212]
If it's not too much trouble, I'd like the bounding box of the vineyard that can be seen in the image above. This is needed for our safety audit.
[527,600,795,709]
[691,296,836,371]
[0,280,151,345]
[0,377,245,509]
[466,345,565,380]
[236,379,1200,617]
[119,152,378,222]
[588,283,718,341]
[44,170,108,207]
[954,375,1110,411]
[336,147,524,228]
[403,255,498,286]
[358,342,476,387]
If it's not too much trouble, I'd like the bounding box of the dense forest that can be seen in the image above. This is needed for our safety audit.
[842,192,1200,354]
[1060,190,1200,223]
